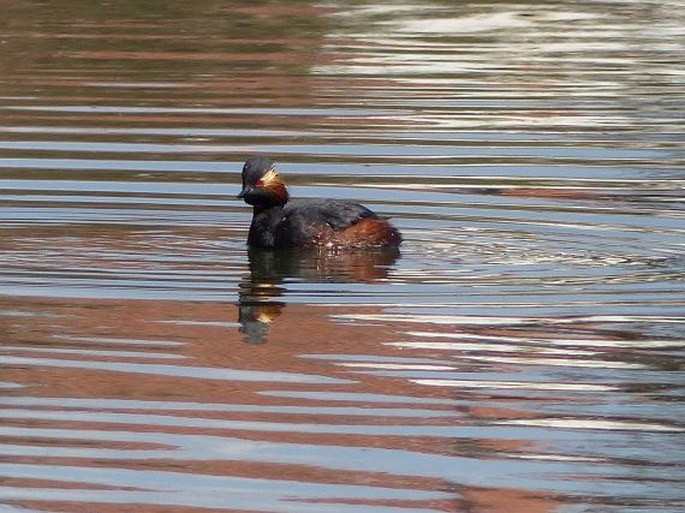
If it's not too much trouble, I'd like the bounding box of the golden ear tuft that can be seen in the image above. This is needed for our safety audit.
[256,165,289,204]
[261,166,280,186]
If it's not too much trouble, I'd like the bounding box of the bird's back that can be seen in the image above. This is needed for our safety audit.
[275,199,401,248]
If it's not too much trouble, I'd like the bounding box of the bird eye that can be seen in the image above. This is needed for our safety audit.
[255,178,264,187]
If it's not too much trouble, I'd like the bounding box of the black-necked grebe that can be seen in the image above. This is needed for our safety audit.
[238,156,402,249]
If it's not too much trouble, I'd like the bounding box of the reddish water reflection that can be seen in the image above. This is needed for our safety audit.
[3,288,683,511]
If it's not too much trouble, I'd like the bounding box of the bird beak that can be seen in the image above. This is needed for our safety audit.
[237,186,251,199]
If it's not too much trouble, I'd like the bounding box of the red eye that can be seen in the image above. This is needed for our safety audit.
[255,178,264,187]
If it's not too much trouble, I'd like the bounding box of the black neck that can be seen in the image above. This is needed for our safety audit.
[253,203,283,216]
[248,204,285,247]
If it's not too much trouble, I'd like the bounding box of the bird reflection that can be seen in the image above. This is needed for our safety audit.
[238,247,400,344]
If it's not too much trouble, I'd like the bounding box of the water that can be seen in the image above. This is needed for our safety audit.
[1,1,684,512]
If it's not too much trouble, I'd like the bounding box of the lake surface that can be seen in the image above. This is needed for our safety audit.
[1,1,684,512]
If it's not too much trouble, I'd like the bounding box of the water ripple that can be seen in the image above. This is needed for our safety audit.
[1,1,684,512]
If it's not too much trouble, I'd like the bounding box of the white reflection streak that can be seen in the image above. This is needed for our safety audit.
[336,362,456,371]
[457,355,646,370]
[504,453,603,463]
[393,12,532,34]
[500,418,683,433]
[387,341,596,355]
[0,409,485,438]
[52,335,185,347]
[335,314,685,324]
[0,396,456,419]
[412,379,615,391]
[0,356,352,384]
[405,331,685,349]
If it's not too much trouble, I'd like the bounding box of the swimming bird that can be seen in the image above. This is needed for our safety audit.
[238,156,402,249]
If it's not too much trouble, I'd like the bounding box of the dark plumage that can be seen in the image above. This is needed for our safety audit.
[238,156,402,249]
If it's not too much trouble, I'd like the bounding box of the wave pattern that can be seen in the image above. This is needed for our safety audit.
[1,1,684,512]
